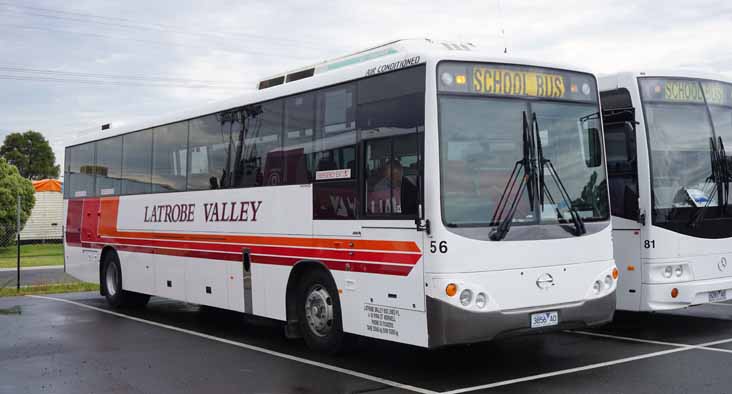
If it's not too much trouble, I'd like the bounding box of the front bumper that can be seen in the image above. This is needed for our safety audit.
[426,291,615,348]
[642,276,732,311]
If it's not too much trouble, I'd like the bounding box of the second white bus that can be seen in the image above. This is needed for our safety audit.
[601,71,732,311]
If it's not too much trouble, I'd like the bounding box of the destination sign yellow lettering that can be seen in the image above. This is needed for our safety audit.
[472,67,565,98]
[663,80,704,103]
[702,82,726,105]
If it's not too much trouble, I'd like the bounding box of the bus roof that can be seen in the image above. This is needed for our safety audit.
[66,38,596,148]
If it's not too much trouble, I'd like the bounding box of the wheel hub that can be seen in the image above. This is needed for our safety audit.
[304,285,333,337]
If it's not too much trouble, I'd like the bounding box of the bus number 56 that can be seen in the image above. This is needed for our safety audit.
[430,241,448,254]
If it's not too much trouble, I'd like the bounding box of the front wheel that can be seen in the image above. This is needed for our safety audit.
[296,269,346,353]
[101,252,150,308]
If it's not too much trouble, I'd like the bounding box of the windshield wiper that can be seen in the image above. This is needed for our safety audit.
[490,112,538,241]
[690,136,729,227]
[532,113,586,236]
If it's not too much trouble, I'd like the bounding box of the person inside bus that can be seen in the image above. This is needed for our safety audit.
[368,159,417,215]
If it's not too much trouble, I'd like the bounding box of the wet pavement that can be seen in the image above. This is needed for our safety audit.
[2,292,732,394]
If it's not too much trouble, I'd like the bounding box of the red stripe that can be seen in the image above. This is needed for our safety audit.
[83,242,413,276]
[95,235,421,265]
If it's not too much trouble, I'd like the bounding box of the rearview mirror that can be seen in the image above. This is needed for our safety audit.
[585,127,602,167]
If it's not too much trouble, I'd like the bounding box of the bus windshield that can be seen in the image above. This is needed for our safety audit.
[437,62,608,230]
[639,78,732,226]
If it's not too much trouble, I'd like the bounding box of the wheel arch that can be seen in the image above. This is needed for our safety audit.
[284,260,337,337]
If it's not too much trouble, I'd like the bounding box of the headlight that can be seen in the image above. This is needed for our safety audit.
[675,266,683,277]
[663,266,673,279]
[475,292,487,309]
[460,289,473,306]
[441,72,453,86]
[604,275,613,290]
[593,280,602,294]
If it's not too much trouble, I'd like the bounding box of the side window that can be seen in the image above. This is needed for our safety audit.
[188,114,233,190]
[313,84,358,219]
[121,129,152,195]
[152,122,188,192]
[66,143,95,198]
[232,100,283,187]
[365,134,421,216]
[284,94,315,184]
[95,136,122,196]
[359,66,425,217]
[604,121,639,221]
[63,147,71,199]
[601,88,639,221]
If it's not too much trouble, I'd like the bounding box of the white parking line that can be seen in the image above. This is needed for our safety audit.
[29,294,732,394]
[568,330,692,348]
[0,265,63,272]
[443,333,732,394]
[28,295,439,394]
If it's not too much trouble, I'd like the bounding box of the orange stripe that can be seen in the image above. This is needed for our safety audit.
[98,197,421,253]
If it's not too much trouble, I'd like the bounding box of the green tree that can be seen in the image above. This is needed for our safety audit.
[0,130,60,180]
[0,157,35,245]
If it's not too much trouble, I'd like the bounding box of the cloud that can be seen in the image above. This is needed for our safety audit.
[1,0,731,172]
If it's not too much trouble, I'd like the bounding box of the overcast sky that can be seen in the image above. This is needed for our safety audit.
[1,0,731,174]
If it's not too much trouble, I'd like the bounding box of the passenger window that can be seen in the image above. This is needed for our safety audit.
[188,114,234,190]
[284,94,315,184]
[365,134,421,216]
[152,122,188,192]
[232,100,283,187]
[121,129,152,195]
[604,122,639,221]
[66,143,96,198]
[95,136,122,196]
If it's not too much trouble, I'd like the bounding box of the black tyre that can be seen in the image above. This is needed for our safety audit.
[101,252,150,308]
[296,269,345,353]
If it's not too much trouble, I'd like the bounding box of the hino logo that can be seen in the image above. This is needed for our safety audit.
[536,273,555,290]
[719,257,728,272]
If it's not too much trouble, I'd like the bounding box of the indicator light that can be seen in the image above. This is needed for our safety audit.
[571,83,578,93]
[455,74,467,85]
[671,288,679,298]
[446,283,457,297]
[613,267,619,279]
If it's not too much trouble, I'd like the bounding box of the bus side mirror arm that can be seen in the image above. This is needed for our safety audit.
[415,218,431,235]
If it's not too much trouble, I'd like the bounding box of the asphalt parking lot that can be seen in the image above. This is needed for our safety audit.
[2,293,732,394]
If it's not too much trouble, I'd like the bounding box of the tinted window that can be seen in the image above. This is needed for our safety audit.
[604,121,639,221]
[66,143,95,198]
[284,94,315,184]
[189,114,233,190]
[232,100,283,187]
[121,129,152,195]
[314,84,357,177]
[95,136,122,196]
[365,134,420,216]
[152,122,188,192]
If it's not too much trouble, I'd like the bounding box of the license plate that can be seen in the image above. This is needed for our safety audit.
[709,290,727,303]
[531,311,559,328]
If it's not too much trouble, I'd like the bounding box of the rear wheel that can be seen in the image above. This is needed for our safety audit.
[101,251,150,308]
[296,269,345,353]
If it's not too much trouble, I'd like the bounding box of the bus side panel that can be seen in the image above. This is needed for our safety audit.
[64,199,99,284]
[185,257,229,309]
[250,263,289,320]
[118,250,154,295]
[153,253,186,301]
[613,229,642,311]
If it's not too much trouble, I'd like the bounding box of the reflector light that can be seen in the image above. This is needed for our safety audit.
[446,283,458,297]
[613,267,619,279]
[627,265,635,271]
[671,288,679,298]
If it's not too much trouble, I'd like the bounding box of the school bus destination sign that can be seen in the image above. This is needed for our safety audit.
[437,62,597,102]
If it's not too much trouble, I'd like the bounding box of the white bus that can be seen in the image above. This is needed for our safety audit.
[63,39,617,352]
[601,72,732,311]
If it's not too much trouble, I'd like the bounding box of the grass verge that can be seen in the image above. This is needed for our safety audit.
[0,243,64,269]
[0,282,99,298]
